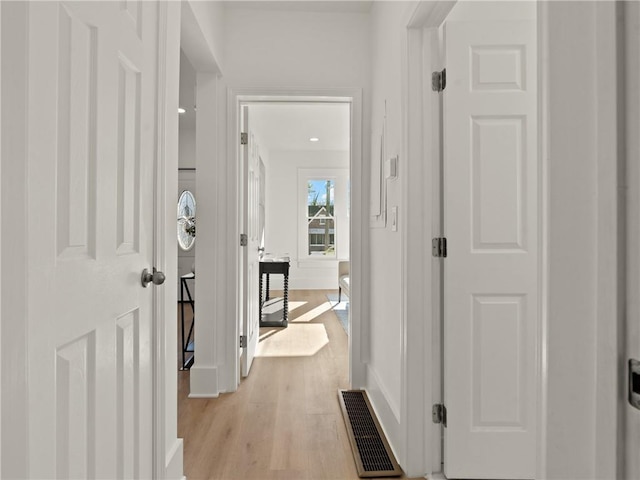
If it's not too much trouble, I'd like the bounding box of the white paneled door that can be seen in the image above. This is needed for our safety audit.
[241,106,261,377]
[443,19,538,479]
[25,2,159,478]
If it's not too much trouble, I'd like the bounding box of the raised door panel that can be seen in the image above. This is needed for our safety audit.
[116,309,141,479]
[471,295,526,430]
[471,116,526,252]
[471,46,526,92]
[56,4,98,260]
[56,333,97,480]
[116,54,141,255]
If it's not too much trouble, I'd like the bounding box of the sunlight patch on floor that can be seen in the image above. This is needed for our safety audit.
[256,323,329,357]
[290,301,332,323]
[287,300,307,313]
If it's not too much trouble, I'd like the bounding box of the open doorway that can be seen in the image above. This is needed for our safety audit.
[226,89,366,394]
[177,99,364,479]
[238,102,351,380]
[177,50,197,372]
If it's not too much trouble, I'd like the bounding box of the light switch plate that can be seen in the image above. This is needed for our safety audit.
[391,206,398,232]
[385,156,398,179]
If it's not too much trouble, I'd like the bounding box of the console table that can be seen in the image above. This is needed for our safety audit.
[180,273,195,370]
[259,258,290,327]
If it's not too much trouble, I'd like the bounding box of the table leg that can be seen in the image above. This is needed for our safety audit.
[180,278,186,369]
[265,273,270,301]
[259,273,263,324]
[181,277,195,370]
[283,271,289,325]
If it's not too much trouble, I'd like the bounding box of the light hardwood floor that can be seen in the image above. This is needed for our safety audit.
[178,289,419,480]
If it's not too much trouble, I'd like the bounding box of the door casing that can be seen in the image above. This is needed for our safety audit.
[406,2,627,478]
[405,1,548,477]
[226,89,365,391]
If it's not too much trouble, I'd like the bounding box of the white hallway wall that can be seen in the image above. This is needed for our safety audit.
[366,0,412,459]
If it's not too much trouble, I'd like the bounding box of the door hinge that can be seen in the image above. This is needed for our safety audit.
[240,233,248,247]
[240,335,247,348]
[240,132,248,145]
[432,237,447,258]
[432,68,446,92]
[432,404,447,427]
[630,359,640,410]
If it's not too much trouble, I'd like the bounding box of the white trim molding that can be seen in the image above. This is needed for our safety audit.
[594,2,625,479]
[402,2,456,477]
[402,2,548,478]
[190,72,222,398]
[537,1,550,478]
[189,365,220,398]
[225,87,366,393]
[154,2,182,479]
[164,439,185,480]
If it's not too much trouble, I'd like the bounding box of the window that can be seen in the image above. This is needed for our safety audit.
[307,179,335,257]
[298,169,349,262]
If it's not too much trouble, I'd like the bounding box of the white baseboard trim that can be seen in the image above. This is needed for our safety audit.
[188,393,220,398]
[367,365,401,422]
[365,366,403,466]
[426,473,446,479]
[165,438,184,480]
[189,364,219,397]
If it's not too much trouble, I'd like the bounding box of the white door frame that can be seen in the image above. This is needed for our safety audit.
[159,2,222,476]
[593,3,626,478]
[226,87,366,390]
[403,2,549,477]
[623,2,639,478]
[0,4,3,472]
[154,2,183,479]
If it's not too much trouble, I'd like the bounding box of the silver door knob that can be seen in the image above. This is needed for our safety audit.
[258,247,265,253]
[141,268,166,288]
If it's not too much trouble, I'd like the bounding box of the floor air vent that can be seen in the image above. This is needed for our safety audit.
[338,389,402,478]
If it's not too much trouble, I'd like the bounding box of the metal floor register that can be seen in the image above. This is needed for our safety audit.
[338,390,402,478]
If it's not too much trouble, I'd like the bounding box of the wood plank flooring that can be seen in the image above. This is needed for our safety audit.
[178,290,419,480]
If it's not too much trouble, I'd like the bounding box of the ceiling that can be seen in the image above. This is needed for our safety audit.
[179,54,350,153]
[249,103,350,152]
[223,0,373,14]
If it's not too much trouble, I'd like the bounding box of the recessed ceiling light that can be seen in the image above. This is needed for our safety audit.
[178,107,186,114]
[309,137,319,142]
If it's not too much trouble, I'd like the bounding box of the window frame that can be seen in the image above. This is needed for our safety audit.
[298,168,349,264]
